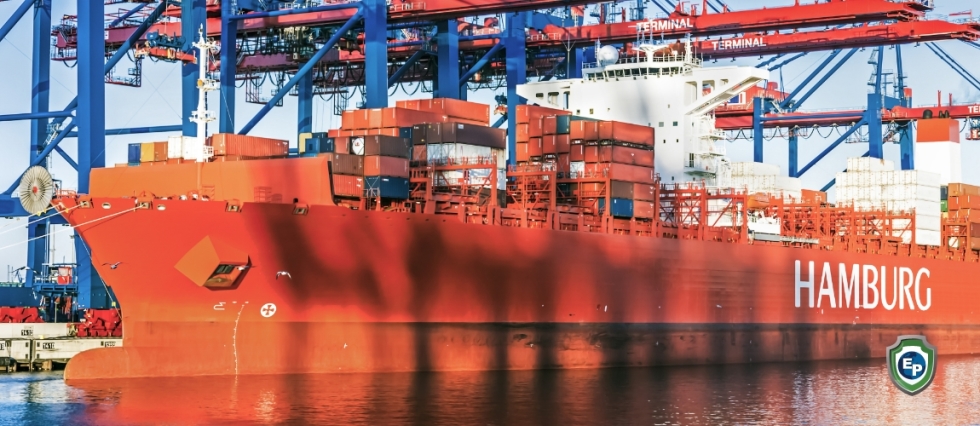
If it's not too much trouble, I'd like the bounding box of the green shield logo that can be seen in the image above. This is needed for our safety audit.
[886,335,936,395]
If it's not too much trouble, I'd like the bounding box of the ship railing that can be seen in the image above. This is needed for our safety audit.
[55,189,77,198]
[419,156,498,167]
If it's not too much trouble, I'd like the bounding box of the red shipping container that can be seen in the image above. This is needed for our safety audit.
[515,123,530,142]
[607,163,655,184]
[332,175,364,197]
[542,135,557,155]
[584,146,600,163]
[556,135,571,154]
[542,116,558,135]
[633,183,657,201]
[529,118,544,138]
[528,137,543,157]
[516,142,530,162]
[570,120,599,141]
[377,107,446,129]
[599,146,654,167]
[425,98,489,124]
[557,153,570,173]
[364,156,409,177]
[331,154,364,175]
[412,145,427,162]
[598,121,655,146]
[328,129,341,138]
[633,201,656,219]
[570,145,585,162]
[515,104,569,124]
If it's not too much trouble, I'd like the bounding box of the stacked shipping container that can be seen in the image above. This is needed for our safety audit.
[514,105,657,218]
[835,157,942,246]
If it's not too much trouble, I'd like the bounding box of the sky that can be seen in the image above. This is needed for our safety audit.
[0,0,978,276]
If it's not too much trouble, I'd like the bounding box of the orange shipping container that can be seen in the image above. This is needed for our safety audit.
[542,116,558,135]
[633,183,657,201]
[570,145,585,162]
[334,137,351,154]
[369,107,445,129]
[529,118,543,138]
[598,121,655,146]
[515,104,569,124]
[516,142,530,162]
[363,156,409,178]
[528,137,543,157]
[332,174,364,197]
[950,195,980,211]
[397,98,489,124]
[634,201,656,219]
[586,163,655,184]
[570,120,598,141]
[556,135,571,154]
[599,146,654,167]
[515,124,530,142]
[543,135,557,155]
[584,146,600,163]
[209,134,288,158]
[949,183,980,197]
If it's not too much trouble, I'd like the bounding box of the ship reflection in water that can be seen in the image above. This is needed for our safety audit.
[2,356,979,425]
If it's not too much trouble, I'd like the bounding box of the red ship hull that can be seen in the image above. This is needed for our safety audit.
[59,197,980,380]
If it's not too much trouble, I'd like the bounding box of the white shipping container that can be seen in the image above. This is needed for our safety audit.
[0,323,72,339]
[848,157,895,172]
[916,229,941,246]
[167,135,184,159]
[32,338,121,361]
[915,213,942,231]
[730,162,779,177]
[0,339,33,362]
[774,176,802,192]
[570,161,585,176]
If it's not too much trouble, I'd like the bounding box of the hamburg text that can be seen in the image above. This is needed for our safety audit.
[794,260,931,311]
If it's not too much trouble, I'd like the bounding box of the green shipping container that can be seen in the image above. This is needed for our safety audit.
[941,200,948,212]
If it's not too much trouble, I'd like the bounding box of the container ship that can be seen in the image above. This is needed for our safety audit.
[47,39,980,380]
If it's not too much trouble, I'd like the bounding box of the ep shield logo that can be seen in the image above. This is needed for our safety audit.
[887,335,936,395]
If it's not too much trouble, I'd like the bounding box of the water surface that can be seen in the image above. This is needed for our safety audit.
[2,356,980,425]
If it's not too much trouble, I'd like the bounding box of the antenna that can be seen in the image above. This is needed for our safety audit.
[188,26,219,163]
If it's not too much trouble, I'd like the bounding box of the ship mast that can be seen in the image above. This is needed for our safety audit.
[189,26,218,163]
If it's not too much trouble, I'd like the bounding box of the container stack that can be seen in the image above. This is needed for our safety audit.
[412,122,507,190]
[946,183,980,221]
[728,162,802,200]
[513,104,571,164]
[298,131,336,156]
[126,141,168,166]
[835,157,941,246]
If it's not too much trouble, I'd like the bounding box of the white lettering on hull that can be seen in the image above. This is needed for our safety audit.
[794,260,932,311]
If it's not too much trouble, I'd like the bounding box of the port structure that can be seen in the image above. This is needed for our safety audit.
[3,0,980,318]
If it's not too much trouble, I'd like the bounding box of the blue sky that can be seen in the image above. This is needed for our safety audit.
[0,0,978,275]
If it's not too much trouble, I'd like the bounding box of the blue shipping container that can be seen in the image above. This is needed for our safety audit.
[127,143,141,164]
[399,127,413,140]
[364,176,409,199]
[599,197,634,218]
[305,137,335,154]
[300,152,318,158]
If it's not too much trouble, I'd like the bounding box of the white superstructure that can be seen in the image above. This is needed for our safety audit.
[516,38,768,185]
